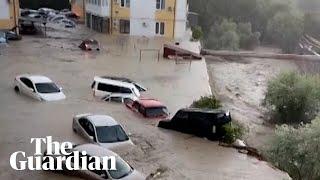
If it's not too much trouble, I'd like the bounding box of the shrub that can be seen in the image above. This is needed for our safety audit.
[264,72,320,124]
[221,122,245,144]
[237,22,261,50]
[265,116,320,180]
[191,26,203,41]
[191,95,221,109]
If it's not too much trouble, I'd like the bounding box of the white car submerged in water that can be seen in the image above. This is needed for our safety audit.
[14,74,66,101]
[72,114,134,151]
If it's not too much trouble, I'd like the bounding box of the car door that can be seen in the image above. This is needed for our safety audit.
[78,118,96,143]
[19,77,39,99]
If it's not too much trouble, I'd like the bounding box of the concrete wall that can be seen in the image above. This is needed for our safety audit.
[130,0,156,37]
[174,0,187,39]
[86,0,111,17]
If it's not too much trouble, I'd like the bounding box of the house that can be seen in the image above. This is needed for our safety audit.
[85,0,188,39]
[0,0,19,32]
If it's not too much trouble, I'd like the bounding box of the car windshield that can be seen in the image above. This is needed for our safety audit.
[108,157,132,179]
[35,83,60,93]
[96,125,129,143]
[145,107,168,117]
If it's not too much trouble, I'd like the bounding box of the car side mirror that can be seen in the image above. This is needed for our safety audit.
[59,87,63,91]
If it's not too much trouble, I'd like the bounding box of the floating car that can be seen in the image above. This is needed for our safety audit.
[72,114,134,150]
[43,143,145,180]
[158,108,232,140]
[125,98,169,118]
[0,31,7,44]
[100,76,147,92]
[6,31,22,41]
[79,39,100,51]
[102,93,138,103]
[91,76,142,98]
[14,74,66,101]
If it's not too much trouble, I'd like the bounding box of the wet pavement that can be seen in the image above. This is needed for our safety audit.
[0,25,289,179]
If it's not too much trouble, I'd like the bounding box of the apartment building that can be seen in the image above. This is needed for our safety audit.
[85,0,188,39]
[0,0,19,31]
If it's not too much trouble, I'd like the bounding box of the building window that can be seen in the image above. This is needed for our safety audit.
[156,0,165,10]
[120,0,130,7]
[120,20,130,34]
[155,22,165,35]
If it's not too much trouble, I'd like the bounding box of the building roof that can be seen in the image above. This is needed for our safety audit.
[87,115,119,127]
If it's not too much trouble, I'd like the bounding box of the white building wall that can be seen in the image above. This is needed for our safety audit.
[174,0,187,39]
[86,0,111,17]
[0,1,10,19]
[130,0,156,37]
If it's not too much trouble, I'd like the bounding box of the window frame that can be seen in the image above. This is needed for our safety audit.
[155,22,165,35]
[156,0,165,10]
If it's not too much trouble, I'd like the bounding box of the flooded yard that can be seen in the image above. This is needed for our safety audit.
[0,25,289,179]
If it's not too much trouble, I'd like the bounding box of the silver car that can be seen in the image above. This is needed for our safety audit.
[72,114,134,151]
[43,143,145,180]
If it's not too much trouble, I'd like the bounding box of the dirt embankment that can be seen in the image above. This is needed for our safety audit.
[205,55,298,148]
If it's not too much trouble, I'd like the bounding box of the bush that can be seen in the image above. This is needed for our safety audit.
[191,26,203,41]
[221,122,245,144]
[191,95,221,109]
[265,116,320,180]
[264,72,320,124]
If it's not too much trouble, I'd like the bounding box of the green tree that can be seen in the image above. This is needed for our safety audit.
[264,72,320,123]
[206,19,240,50]
[266,116,320,180]
[237,22,261,49]
[191,26,203,41]
[267,10,304,53]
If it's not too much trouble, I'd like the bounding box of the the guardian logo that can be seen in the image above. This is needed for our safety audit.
[9,136,116,171]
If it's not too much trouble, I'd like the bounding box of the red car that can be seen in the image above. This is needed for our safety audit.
[125,98,169,118]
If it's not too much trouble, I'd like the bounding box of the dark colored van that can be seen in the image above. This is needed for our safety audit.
[158,108,231,140]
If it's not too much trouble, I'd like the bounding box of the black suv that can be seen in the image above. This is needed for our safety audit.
[158,108,231,140]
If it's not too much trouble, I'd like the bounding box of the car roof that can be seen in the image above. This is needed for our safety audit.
[100,76,135,83]
[87,115,119,127]
[94,76,136,89]
[138,98,165,108]
[74,144,117,157]
[18,74,53,83]
[179,108,227,114]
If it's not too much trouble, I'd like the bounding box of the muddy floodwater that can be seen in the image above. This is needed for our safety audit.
[0,25,290,179]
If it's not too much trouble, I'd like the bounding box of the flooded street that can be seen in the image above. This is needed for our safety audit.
[0,25,289,179]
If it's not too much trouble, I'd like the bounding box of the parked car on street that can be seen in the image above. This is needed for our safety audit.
[73,114,134,150]
[91,76,141,98]
[43,143,145,180]
[125,98,169,118]
[79,39,100,51]
[158,108,232,140]
[102,93,138,103]
[14,74,66,101]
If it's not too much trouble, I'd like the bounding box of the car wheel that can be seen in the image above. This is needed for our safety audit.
[14,86,19,93]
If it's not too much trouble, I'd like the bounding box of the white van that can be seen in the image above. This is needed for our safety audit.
[91,76,145,98]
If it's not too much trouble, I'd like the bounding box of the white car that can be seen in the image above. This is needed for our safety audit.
[91,76,146,98]
[14,74,66,101]
[43,143,145,180]
[102,93,138,103]
[72,114,134,150]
